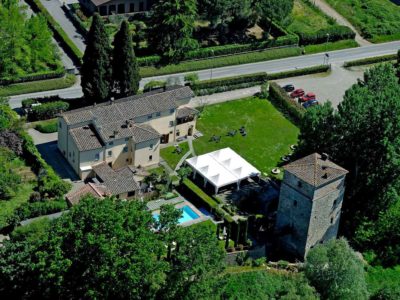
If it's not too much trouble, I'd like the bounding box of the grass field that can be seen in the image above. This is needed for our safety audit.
[325,0,400,42]
[160,142,190,169]
[288,0,336,34]
[193,97,299,175]
[0,74,76,97]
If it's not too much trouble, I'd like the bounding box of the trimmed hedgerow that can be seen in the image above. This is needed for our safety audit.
[0,69,65,86]
[343,54,398,68]
[29,101,69,121]
[297,25,355,46]
[268,82,305,125]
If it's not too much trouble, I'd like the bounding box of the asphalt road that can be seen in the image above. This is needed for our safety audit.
[8,40,400,108]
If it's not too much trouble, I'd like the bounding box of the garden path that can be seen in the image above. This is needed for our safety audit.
[313,0,371,46]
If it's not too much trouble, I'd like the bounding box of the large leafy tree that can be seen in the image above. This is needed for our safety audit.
[112,20,140,98]
[0,197,225,299]
[81,13,112,104]
[297,63,400,235]
[305,238,369,300]
[149,0,198,62]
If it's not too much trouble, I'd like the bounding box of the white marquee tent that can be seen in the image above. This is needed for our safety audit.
[185,148,261,194]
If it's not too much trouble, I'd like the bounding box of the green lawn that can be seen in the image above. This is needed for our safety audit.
[325,0,400,42]
[160,142,190,169]
[0,74,76,97]
[193,97,299,174]
[288,0,336,34]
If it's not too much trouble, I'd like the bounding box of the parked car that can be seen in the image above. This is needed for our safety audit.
[299,92,316,103]
[290,88,305,98]
[303,99,319,109]
[283,84,295,92]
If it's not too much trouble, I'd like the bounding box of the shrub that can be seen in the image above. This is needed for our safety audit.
[34,119,58,133]
[297,25,355,46]
[184,73,199,84]
[0,69,65,86]
[268,82,305,125]
[25,0,83,64]
[344,54,398,68]
[7,198,67,228]
[252,257,266,267]
[30,101,69,121]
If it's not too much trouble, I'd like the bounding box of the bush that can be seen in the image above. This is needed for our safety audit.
[252,257,266,267]
[7,198,67,228]
[0,69,65,86]
[34,119,58,133]
[184,73,199,84]
[297,25,355,46]
[25,0,83,64]
[344,54,398,68]
[268,82,305,125]
[30,101,69,121]
[0,74,76,97]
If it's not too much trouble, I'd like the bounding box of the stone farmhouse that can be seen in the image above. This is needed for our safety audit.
[80,0,155,16]
[58,86,197,180]
[275,153,348,259]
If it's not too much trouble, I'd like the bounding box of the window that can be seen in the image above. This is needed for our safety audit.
[123,146,128,153]
[139,1,144,11]
[297,181,302,188]
[156,112,161,117]
[125,137,129,142]
[128,191,135,197]
[176,130,180,137]
[95,153,100,161]
[170,108,175,114]
[109,141,114,146]
[99,5,107,15]
[147,114,153,120]
[117,3,125,13]
[330,217,334,224]
[293,200,297,207]
[149,155,153,161]
[169,120,174,127]
[129,3,135,12]
[59,122,62,128]
[108,4,116,14]
[108,150,112,157]
[69,152,71,157]
[149,144,153,149]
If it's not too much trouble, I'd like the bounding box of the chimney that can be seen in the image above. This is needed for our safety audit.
[93,102,97,107]
[321,153,329,161]
[113,130,118,137]
[110,97,115,105]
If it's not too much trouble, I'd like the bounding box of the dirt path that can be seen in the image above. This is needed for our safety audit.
[313,0,371,46]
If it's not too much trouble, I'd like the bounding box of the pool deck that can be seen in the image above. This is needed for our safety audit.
[147,197,211,227]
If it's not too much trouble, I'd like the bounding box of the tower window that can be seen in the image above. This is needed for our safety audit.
[297,181,302,188]
[330,217,334,224]
[149,155,153,161]
[293,200,298,207]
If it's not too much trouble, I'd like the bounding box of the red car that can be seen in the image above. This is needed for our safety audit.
[290,88,305,98]
[299,92,316,103]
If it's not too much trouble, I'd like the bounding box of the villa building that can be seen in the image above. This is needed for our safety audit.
[80,0,155,16]
[275,153,348,259]
[58,86,197,180]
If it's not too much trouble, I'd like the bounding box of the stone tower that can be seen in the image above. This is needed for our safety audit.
[275,153,348,259]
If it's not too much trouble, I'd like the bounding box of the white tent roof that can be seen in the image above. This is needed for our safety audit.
[186,148,260,189]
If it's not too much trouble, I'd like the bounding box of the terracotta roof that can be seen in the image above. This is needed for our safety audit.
[284,153,348,187]
[177,107,199,119]
[66,182,109,206]
[98,122,160,143]
[92,162,140,195]
[69,125,104,151]
[61,86,194,126]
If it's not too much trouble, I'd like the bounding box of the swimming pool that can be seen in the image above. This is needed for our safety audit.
[153,205,200,224]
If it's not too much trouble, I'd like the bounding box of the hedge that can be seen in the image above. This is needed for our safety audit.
[62,4,88,39]
[137,20,299,67]
[34,119,58,133]
[22,95,60,109]
[25,0,83,64]
[182,178,234,223]
[0,68,65,86]
[190,65,330,96]
[297,25,355,46]
[7,199,67,228]
[343,54,398,68]
[29,101,69,121]
[268,82,305,125]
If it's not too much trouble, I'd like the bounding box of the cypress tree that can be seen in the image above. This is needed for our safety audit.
[112,20,140,98]
[81,13,111,104]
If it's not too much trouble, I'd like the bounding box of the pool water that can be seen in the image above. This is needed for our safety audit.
[153,205,200,224]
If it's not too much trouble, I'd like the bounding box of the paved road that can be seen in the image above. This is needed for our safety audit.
[8,40,400,108]
[39,0,86,53]
[313,0,370,46]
